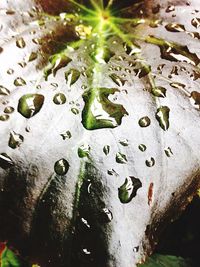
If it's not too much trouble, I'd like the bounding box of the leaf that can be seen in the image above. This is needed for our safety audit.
[1,248,21,267]
[0,0,200,266]
[139,254,192,267]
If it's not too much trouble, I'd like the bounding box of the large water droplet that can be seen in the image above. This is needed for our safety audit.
[18,94,44,118]
[82,88,128,130]
[53,93,66,105]
[65,68,80,86]
[116,152,127,164]
[118,176,142,204]
[138,116,151,127]
[54,158,69,175]
[8,131,24,149]
[156,106,170,130]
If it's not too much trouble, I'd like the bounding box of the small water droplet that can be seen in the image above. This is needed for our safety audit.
[0,114,9,121]
[191,18,200,28]
[7,69,14,75]
[101,208,113,223]
[0,85,10,96]
[16,37,26,48]
[165,23,185,32]
[54,158,69,175]
[71,107,79,115]
[53,93,66,105]
[145,157,155,167]
[133,246,139,252]
[28,52,37,62]
[138,116,151,127]
[65,69,80,86]
[118,176,142,204]
[116,152,127,164]
[81,217,90,228]
[18,94,44,118]
[156,106,170,131]
[103,145,110,155]
[190,91,200,109]
[166,5,175,13]
[14,77,26,86]
[170,82,186,89]
[109,73,126,87]
[60,131,72,140]
[119,139,129,146]
[138,144,146,152]
[164,147,173,157]
[107,169,118,176]
[152,86,166,98]
[0,153,14,169]
[4,106,14,114]
[8,131,24,149]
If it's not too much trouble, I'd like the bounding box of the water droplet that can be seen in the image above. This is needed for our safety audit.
[18,94,44,118]
[7,69,14,75]
[78,144,90,158]
[148,183,154,205]
[138,144,146,152]
[152,86,166,98]
[118,176,142,204]
[164,147,173,157]
[81,218,90,228]
[156,106,170,131]
[123,43,141,55]
[14,77,26,86]
[16,37,26,48]
[134,65,151,78]
[107,169,118,176]
[4,106,14,114]
[0,85,10,96]
[82,88,128,130]
[0,114,9,121]
[170,82,186,89]
[71,107,79,115]
[109,73,126,87]
[103,145,110,155]
[0,153,14,169]
[65,69,80,86]
[44,54,72,80]
[166,5,175,13]
[28,52,37,62]
[133,246,139,253]
[138,116,151,127]
[119,139,129,146]
[145,157,155,167]
[190,91,200,109]
[54,158,69,175]
[116,152,127,164]
[165,23,185,32]
[53,93,66,105]
[101,208,113,223]
[191,18,200,28]
[60,131,72,140]
[8,131,24,149]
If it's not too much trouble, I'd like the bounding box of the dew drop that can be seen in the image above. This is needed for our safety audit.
[118,176,142,204]
[119,139,129,146]
[156,106,170,131]
[170,82,186,89]
[166,5,175,13]
[109,73,126,87]
[18,94,44,118]
[8,131,24,149]
[4,106,14,114]
[28,52,37,62]
[54,158,69,175]
[0,114,9,121]
[14,77,26,86]
[0,153,14,169]
[65,69,80,86]
[16,37,26,48]
[116,152,127,164]
[145,157,155,167]
[164,147,173,157]
[152,86,166,98]
[53,93,66,105]
[101,208,113,223]
[71,107,79,115]
[138,144,146,152]
[191,18,200,28]
[7,69,14,75]
[165,23,185,32]
[138,116,151,127]
[0,85,10,96]
[60,131,72,140]
[103,145,110,155]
